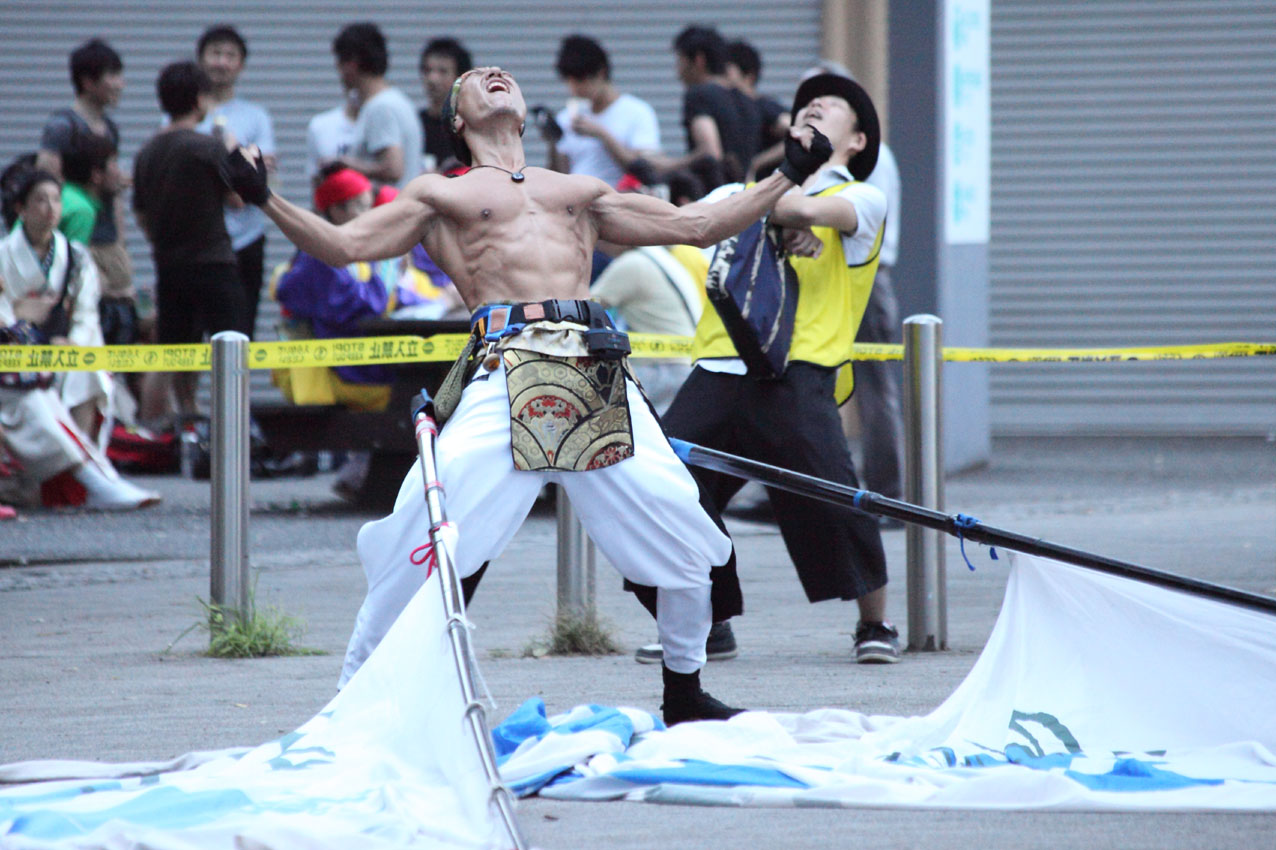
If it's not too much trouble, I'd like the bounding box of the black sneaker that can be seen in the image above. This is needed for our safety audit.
[661,666,745,726]
[634,621,738,664]
[854,620,902,664]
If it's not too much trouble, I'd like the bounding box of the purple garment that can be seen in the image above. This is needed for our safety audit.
[396,244,452,308]
[275,252,393,384]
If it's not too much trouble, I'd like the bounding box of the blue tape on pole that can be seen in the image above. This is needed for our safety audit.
[667,438,693,463]
[953,514,982,571]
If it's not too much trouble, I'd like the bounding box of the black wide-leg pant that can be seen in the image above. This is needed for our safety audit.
[656,363,888,605]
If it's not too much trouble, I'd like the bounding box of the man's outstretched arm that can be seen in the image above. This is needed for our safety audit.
[222,146,434,266]
[592,171,791,249]
[591,125,833,249]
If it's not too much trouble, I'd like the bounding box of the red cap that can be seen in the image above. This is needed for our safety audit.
[374,185,399,207]
[314,168,372,212]
[615,173,644,193]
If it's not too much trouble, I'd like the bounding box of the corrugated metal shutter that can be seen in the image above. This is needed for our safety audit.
[0,0,819,404]
[989,0,1276,435]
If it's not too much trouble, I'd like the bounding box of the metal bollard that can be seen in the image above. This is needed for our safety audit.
[903,315,946,651]
[210,331,251,627]
[554,485,596,620]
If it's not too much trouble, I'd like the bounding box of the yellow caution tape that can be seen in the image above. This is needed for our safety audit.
[937,341,1276,363]
[249,336,467,370]
[0,336,454,373]
[843,341,1276,362]
[1,337,1272,372]
[628,333,695,358]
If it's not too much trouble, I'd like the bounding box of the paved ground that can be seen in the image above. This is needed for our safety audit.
[2,436,1274,849]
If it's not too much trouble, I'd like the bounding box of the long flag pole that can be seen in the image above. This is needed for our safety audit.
[411,389,528,850]
[668,438,1276,617]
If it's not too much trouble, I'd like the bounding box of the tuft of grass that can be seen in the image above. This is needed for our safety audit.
[523,612,620,658]
[166,592,326,658]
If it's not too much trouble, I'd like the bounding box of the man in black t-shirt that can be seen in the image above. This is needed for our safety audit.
[38,39,138,347]
[671,26,763,188]
[37,39,124,233]
[133,61,246,423]
[726,39,791,179]
[417,37,472,172]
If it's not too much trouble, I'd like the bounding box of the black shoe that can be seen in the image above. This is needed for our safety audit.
[854,620,902,664]
[635,620,738,664]
[661,666,745,726]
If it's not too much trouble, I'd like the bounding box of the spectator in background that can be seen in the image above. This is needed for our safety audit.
[853,121,903,508]
[545,35,661,187]
[671,25,763,187]
[306,89,360,189]
[196,24,277,339]
[0,169,157,511]
[133,61,246,424]
[271,167,395,414]
[329,22,422,189]
[36,39,124,180]
[0,168,111,445]
[725,39,790,179]
[418,37,472,173]
[409,37,472,296]
[37,39,137,359]
[57,133,114,246]
[270,171,441,501]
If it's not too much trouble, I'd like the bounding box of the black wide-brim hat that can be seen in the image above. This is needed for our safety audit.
[791,73,880,181]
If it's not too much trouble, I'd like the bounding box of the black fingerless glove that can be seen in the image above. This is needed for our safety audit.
[778,126,833,184]
[220,147,271,206]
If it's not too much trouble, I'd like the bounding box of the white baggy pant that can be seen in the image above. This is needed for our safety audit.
[340,360,732,687]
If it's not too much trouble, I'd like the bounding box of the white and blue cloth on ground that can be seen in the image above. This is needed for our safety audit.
[3,552,1276,850]
[493,552,1276,809]
[0,566,505,850]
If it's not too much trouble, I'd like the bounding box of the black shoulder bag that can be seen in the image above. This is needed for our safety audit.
[704,218,798,379]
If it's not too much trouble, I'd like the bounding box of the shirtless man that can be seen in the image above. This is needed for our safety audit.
[222,66,831,724]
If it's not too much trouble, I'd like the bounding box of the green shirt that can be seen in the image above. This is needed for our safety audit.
[59,182,101,245]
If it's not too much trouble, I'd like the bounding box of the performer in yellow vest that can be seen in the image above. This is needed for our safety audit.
[629,72,900,665]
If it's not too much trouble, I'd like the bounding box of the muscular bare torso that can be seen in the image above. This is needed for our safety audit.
[409,167,610,310]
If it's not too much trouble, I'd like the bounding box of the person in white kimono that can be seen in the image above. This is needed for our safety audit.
[0,169,112,445]
[0,169,158,510]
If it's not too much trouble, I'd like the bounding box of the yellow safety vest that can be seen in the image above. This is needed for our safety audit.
[691,181,883,403]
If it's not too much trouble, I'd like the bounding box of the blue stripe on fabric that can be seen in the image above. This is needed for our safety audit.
[492,698,553,761]
[1066,758,1224,792]
[0,780,125,808]
[6,787,256,840]
[492,699,642,765]
[559,705,635,741]
[509,767,579,796]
